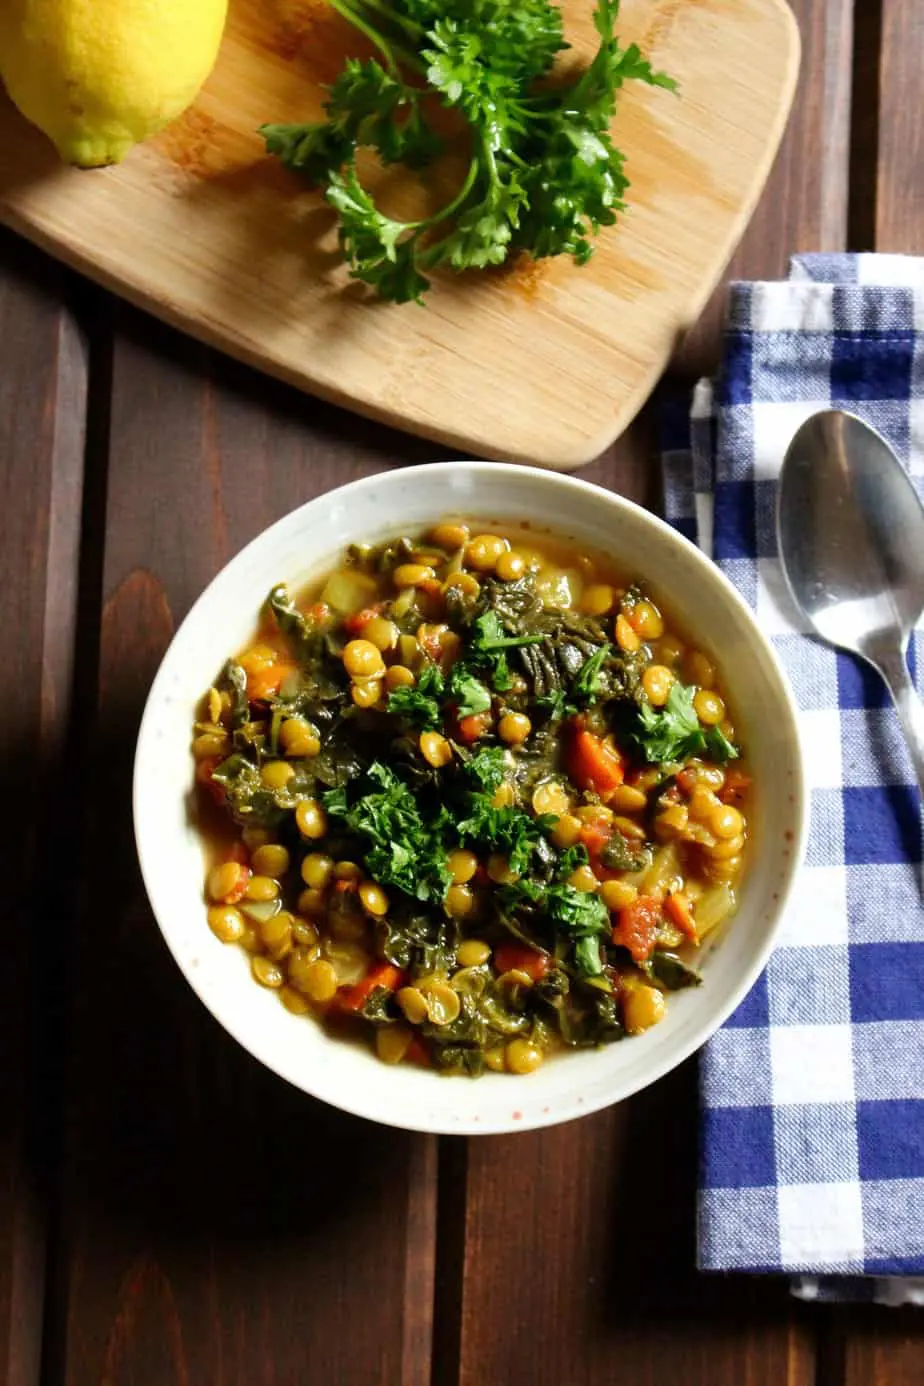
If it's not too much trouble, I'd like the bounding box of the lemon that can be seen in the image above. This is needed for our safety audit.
[0,0,229,167]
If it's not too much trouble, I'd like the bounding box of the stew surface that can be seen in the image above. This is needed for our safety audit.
[192,523,751,1076]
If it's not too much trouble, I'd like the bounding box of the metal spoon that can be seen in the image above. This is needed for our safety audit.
[777,409,924,795]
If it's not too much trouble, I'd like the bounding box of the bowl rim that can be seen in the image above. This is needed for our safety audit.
[133,460,807,1134]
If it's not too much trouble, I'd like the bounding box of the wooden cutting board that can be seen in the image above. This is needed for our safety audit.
[0,0,798,469]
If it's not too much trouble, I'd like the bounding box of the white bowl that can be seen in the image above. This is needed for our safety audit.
[134,462,805,1135]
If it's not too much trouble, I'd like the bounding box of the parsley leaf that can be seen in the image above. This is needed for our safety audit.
[387,662,445,727]
[470,610,546,653]
[634,681,739,765]
[546,884,610,976]
[448,664,492,718]
[536,689,577,721]
[464,745,509,793]
[458,794,555,876]
[555,843,589,879]
[322,762,451,901]
[572,643,611,703]
[262,0,675,302]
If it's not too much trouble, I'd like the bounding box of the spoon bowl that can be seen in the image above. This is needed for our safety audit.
[777,409,924,793]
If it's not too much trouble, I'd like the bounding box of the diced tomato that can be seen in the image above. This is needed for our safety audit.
[336,962,407,1013]
[493,942,552,982]
[196,756,226,805]
[611,896,662,964]
[457,712,493,743]
[247,660,297,702]
[334,878,359,895]
[719,768,752,805]
[568,729,625,794]
[307,602,331,624]
[405,1035,431,1067]
[343,604,384,636]
[419,629,444,662]
[578,815,613,858]
[664,891,698,943]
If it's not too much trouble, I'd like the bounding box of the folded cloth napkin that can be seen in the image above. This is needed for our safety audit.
[661,253,924,1304]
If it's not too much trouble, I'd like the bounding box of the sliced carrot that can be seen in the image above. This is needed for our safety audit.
[336,962,407,1013]
[611,896,661,964]
[247,660,298,702]
[493,942,552,982]
[664,891,698,943]
[568,729,625,794]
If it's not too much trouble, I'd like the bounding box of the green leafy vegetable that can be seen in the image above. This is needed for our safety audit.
[264,583,322,663]
[555,843,589,879]
[260,0,675,302]
[464,745,509,793]
[387,661,445,727]
[323,761,452,901]
[545,883,610,977]
[458,794,556,876]
[572,642,611,702]
[634,681,739,765]
[448,664,492,717]
[222,660,250,729]
[647,951,702,990]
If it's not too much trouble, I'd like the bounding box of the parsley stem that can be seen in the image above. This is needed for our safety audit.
[351,0,425,42]
[326,0,419,80]
[417,156,479,231]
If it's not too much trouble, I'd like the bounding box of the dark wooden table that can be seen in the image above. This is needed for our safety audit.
[3,3,923,1382]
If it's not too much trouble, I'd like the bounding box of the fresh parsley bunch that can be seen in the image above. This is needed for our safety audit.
[260,0,675,302]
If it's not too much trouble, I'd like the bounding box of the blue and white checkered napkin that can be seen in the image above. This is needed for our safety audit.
[660,254,924,1305]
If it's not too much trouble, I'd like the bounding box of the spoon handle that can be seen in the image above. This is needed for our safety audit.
[873,644,924,797]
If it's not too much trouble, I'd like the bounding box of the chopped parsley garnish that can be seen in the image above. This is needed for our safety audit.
[634,681,739,765]
[546,884,610,976]
[458,794,556,876]
[386,662,445,727]
[572,643,611,702]
[448,664,492,718]
[463,745,509,793]
[323,762,451,902]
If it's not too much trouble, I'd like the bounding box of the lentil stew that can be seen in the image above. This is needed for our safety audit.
[192,524,751,1076]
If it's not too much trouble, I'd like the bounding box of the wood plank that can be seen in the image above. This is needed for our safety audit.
[51,306,438,1386]
[0,0,799,468]
[874,1,924,250]
[0,229,87,1386]
[448,3,855,1381]
[820,1307,924,1386]
[448,1063,814,1386]
[676,0,853,375]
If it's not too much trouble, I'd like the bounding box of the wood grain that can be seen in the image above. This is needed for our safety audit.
[0,229,87,1386]
[873,0,924,250]
[675,0,853,375]
[49,307,438,1386]
[447,1063,815,1386]
[447,5,855,1383]
[0,0,798,468]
